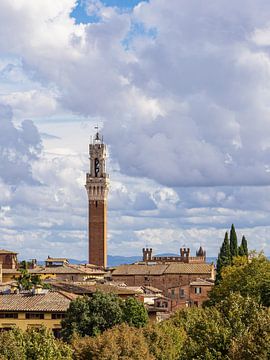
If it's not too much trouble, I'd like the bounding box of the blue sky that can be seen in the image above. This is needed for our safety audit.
[0,0,270,260]
[72,0,145,23]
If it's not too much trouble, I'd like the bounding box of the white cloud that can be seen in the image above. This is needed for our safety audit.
[0,1,270,259]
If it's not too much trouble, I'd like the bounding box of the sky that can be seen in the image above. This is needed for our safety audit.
[0,0,270,260]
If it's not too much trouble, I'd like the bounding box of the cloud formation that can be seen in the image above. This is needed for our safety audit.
[0,1,270,258]
[2,1,270,186]
[0,104,42,185]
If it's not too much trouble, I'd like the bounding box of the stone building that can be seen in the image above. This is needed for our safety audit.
[0,249,18,269]
[0,290,76,337]
[167,278,214,308]
[85,130,109,268]
[111,262,214,297]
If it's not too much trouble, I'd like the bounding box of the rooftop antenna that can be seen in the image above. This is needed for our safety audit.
[94,125,100,142]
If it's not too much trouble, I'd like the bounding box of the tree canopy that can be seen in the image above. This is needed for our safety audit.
[216,225,249,284]
[229,224,238,259]
[0,327,72,360]
[209,254,270,307]
[61,292,148,341]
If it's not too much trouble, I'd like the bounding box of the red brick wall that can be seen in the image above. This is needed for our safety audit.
[112,273,211,295]
[88,200,107,267]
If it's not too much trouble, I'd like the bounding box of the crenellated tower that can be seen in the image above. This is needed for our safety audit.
[85,130,109,267]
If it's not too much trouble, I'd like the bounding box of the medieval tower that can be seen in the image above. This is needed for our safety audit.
[85,130,109,267]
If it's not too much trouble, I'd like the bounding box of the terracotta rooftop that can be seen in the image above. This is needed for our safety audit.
[112,263,213,276]
[46,258,69,262]
[2,269,20,274]
[112,264,167,276]
[0,249,18,255]
[165,263,213,274]
[0,291,73,312]
[51,281,143,296]
[142,285,163,294]
[31,265,91,275]
[189,279,214,286]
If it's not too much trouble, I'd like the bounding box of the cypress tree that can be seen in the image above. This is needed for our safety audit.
[238,244,244,256]
[215,231,231,284]
[229,224,238,259]
[239,235,248,257]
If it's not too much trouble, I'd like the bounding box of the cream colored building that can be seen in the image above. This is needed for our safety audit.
[0,290,76,337]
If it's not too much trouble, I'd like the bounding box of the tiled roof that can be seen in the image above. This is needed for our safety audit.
[28,264,105,276]
[189,279,214,286]
[165,263,213,274]
[31,265,85,275]
[2,269,20,274]
[67,264,106,275]
[112,263,213,276]
[0,291,72,312]
[142,286,163,294]
[0,249,18,254]
[51,282,142,295]
[46,258,69,262]
[112,264,167,276]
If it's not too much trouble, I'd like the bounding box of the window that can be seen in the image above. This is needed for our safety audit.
[194,287,202,294]
[26,313,44,319]
[0,313,18,319]
[52,328,61,339]
[171,289,175,298]
[179,289,185,298]
[52,313,66,319]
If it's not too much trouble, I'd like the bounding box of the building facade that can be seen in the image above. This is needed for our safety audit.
[85,131,109,268]
[0,290,76,337]
[111,262,215,297]
[0,249,18,269]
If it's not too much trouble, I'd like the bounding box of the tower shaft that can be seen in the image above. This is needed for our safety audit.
[85,133,109,267]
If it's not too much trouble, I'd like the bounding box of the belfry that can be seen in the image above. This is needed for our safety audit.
[85,129,109,267]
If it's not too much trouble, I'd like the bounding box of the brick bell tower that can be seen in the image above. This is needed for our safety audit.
[85,129,109,267]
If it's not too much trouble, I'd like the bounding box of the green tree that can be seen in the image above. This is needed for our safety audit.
[0,327,72,360]
[144,321,186,360]
[171,306,230,359]
[170,293,270,360]
[122,297,148,328]
[208,254,270,307]
[24,327,72,360]
[61,292,124,340]
[215,231,231,284]
[72,323,154,360]
[16,269,42,291]
[0,328,25,360]
[62,292,149,341]
[238,235,248,257]
[229,224,238,259]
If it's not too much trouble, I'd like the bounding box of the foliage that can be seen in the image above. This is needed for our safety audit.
[0,328,25,360]
[215,231,231,284]
[170,293,270,360]
[171,306,230,359]
[122,297,148,328]
[143,321,186,360]
[208,254,270,307]
[229,224,238,259]
[238,235,248,257]
[72,323,153,360]
[0,327,72,360]
[62,292,149,341]
[16,268,42,291]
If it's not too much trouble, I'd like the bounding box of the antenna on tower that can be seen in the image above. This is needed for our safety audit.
[94,125,101,142]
